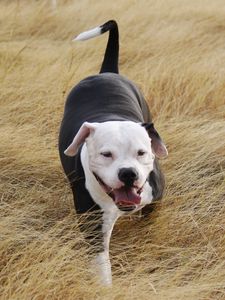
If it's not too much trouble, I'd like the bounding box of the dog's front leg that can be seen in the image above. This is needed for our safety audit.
[94,249,112,286]
[93,210,119,286]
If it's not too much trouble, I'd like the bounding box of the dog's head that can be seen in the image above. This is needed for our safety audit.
[64,121,167,208]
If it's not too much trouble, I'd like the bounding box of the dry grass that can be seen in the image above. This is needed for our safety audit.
[1,0,225,299]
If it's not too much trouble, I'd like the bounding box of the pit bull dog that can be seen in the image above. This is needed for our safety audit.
[58,20,168,285]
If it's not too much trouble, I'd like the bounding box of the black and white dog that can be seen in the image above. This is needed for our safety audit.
[59,20,168,285]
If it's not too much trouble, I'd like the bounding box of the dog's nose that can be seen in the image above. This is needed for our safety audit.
[118,168,138,186]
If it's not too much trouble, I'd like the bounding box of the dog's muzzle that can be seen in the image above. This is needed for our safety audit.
[93,173,143,211]
[118,167,138,187]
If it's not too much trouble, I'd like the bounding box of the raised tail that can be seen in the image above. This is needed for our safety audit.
[73,20,119,74]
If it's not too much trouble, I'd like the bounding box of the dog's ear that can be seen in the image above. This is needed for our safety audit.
[142,123,168,159]
[64,122,97,157]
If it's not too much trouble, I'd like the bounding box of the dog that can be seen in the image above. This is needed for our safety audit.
[58,20,168,285]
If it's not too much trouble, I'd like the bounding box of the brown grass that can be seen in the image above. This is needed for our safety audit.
[1,0,225,299]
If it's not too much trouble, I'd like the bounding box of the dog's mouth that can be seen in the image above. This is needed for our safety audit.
[94,173,143,211]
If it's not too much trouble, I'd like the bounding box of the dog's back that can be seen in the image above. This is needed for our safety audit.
[59,74,151,152]
[59,20,154,177]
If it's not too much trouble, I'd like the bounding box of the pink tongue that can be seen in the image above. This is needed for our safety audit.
[113,187,141,206]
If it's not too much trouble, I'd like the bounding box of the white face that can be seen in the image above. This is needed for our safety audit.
[86,121,155,190]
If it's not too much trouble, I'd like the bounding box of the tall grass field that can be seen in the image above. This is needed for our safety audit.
[1,0,225,299]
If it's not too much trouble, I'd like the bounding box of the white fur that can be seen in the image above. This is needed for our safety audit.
[139,181,154,206]
[73,26,102,41]
[80,131,153,285]
[81,142,153,210]
[94,251,112,285]
[85,121,154,191]
[81,145,122,285]
[81,144,119,211]
[93,210,120,286]
[76,121,156,285]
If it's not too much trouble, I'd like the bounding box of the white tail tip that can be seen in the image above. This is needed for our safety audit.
[73,26,102,41]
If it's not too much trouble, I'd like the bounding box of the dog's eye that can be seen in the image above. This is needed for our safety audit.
[137,150,146,157]
[100,151,113,158]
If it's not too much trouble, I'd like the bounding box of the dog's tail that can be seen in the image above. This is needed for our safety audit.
[73,20,119,74]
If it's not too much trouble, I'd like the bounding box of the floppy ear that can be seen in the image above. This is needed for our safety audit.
[64,122,97,157]
[142,123,168,159]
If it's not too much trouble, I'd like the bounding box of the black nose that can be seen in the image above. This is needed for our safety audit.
[118,168,138,186]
